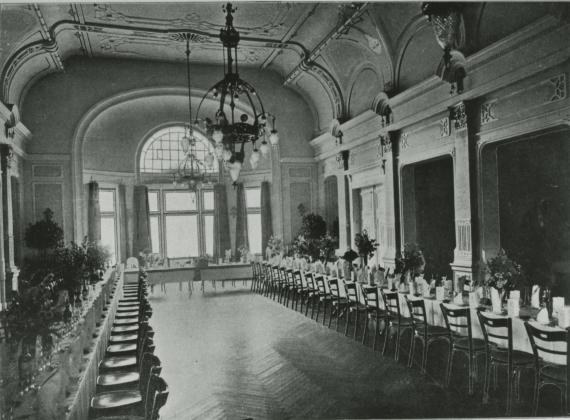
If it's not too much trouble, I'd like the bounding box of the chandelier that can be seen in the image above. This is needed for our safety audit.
[173,34,216,190]
[195,2,278,183]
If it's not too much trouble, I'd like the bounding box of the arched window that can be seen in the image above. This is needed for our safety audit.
[140,125,218,175]
[138,125,218,260]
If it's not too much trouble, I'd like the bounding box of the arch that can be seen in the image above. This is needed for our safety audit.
[346,63,382,119]
[71,86,255,240]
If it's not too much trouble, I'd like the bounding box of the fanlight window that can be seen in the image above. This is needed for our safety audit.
[140,126,219,174]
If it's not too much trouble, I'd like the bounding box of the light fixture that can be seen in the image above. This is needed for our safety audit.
[421,2,466,94]
[172,34,215,190]
[195,2,277,184]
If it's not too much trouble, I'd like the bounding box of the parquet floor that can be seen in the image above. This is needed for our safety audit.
[148,282,553,419]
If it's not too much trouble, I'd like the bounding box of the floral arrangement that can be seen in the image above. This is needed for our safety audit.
[396,243,426,277]
[237,245,249,261]
[319,234,338,262]
[267,235,283,257]
[484,249,524,292]
[354,230,379,266]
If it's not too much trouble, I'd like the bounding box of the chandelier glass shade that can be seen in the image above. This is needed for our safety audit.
[195,2,278,183]
[173,34,216,190]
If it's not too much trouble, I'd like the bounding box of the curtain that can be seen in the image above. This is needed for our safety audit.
[213,183,231,260]
[234,183,249,259]
[87,181,101,243]
[118,184,129,261]
[260,181,273,255]
[133,184,151,255]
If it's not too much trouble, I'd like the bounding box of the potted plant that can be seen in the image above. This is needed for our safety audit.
[266,235,283,259]
[354,230,379,268]
[484,249,524,313]
[395,243,426,292]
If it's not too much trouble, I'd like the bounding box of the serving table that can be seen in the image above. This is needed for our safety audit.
[146,263,252,292]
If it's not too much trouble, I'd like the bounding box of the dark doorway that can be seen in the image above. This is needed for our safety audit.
[497,133,570,298]
[412,157,455,278]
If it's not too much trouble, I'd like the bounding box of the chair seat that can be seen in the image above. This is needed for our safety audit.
[97,370,139,387]
[491,349,534,365]
[349,303,367,311]
[110,334,138,343]
[114,318,139,325]
[107,343,137,354]
[119,299,139,304]
[111,325,139,334]
[117,306,140,312]
[91,390,141,410]
[332,298,349,306]
[453,336,486,351]
[424,325,450,336]
[541,364,567,382]
[99,355,136,370]
[391,317,412,326]
[118,303,140,308]
[115,311,139,319]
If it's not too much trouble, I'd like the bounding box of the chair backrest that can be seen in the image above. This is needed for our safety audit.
[145,374,169,420]
[251,261,258,278]
[271,265,280,282]
[140,353,161,412]
[382,290,401,319]
[524,321,569,367]
[344,282,359,304]
[361,285,380,309]
[440,304,473,343]
[477,310,513,357]
[293,270,303,288]
[328,278,342,299]
[405,296,428,333]
[286,269,295,286]
[305,272,316,290]
[315,275,328,296]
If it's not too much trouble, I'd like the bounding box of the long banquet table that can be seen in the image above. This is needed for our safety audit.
[297,270,566,365]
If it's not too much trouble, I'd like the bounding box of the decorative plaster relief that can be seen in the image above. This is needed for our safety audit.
[452,102,467,130]
[480,101,497,124]
[440,117,450,137]
[400,132,409,149]
[33,165,63,178]
[455,218,471,253]
[92,3,291,37]
[548,73,566,102]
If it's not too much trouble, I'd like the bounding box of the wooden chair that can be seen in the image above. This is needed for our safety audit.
[303,272,319,319]
[477,311,534,415]
[524,321,569,416]
[344,282,367,339]
[314,275,332,326]
[292,270,307,312]
[405,297,449,373]
[96,352,160,392]
[381,290,412,361]
[328,278,349,332]
[361,285,390,351]
[440,303,486,395]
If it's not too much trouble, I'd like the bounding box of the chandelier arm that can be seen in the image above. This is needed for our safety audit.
[185,36,193,130]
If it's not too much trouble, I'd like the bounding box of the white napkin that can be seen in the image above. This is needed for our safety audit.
[558,306,570,328]
[507,298,519,318]
[553,297,565,317]
[537,307,550,325]
[436,286,445,301]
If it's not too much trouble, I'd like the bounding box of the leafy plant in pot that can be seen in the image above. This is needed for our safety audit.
[396,243,426,283]
[83,238,111,284]
[354,230,378,268]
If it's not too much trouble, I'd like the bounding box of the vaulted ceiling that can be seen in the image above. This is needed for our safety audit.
[0,2,554,136]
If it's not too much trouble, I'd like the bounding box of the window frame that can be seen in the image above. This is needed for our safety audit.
[148,186,215,260]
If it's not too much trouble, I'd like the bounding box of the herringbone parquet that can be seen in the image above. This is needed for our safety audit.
[148,284,543,419]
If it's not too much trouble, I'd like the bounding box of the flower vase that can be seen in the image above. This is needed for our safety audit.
[491,288,504,314]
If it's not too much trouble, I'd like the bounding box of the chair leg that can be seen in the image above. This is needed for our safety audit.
[506,369,513,415]
[353,310,359,340]
[532,378,540,416]
[483,357,491,404]
[309,297,315,319]
[422,339,429,374]
[408,334,415,368]
[382,322,391,356]
[395,327,401,362]
[468,353,474,395]
[445,345,454,388]
[361,315,368,345]
[329,306,335,329]
[343,309,349,335]
[323,302,328,326]
[372,317,379,351]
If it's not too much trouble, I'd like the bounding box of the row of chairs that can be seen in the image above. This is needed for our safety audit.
[89,270,169,420]
[251,261,569,416]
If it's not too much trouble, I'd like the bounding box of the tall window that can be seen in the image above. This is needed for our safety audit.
[99,189,117,264]
[148,188,214,258]
[245,187,262,255]
[140,125,219,260]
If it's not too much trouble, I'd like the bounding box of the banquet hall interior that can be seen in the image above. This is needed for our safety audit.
[1,1,570,419]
